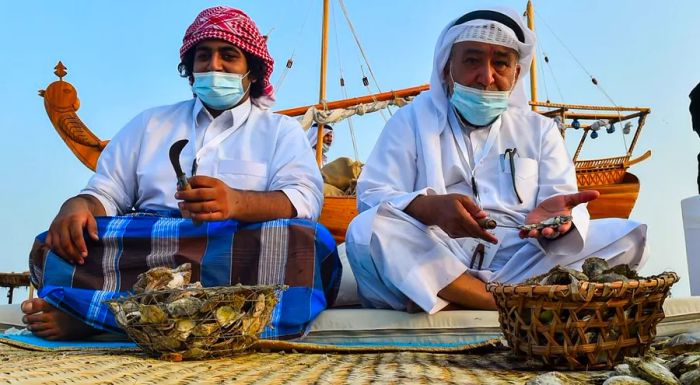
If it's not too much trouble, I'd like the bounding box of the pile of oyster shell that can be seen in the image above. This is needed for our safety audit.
[105,263,284,360]
[522,257,641,286]
[526,335,700,385]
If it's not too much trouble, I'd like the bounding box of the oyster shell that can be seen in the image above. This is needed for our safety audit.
[603,376,652,385]
[127,327,151,345]
[680,368,700,385]
[252,294,266,317]
[166,297,203,318]
[125,311,141,325]
[605,264,640,279]
[182,347,208,360]
[523,265,589,285]
[240,316,263,336]
[668,354,700,376]
[663,333,700,354]
[107,302,128,326]
[582,257,609,281]
[190,334,220,348]
[121,300,140,314]
[594,273,630,283]
[614,364,633,377]
[175,318,196,333]
[216,305,243,328]
[525,372,579,385]
[625,356,680,385]
[133,263,192,293]
[139,304,167,324]
[171,319,196,341]
[192,322,219,337]
[150,335,182,351]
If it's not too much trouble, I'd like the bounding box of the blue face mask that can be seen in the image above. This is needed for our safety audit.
[192,71,249,110]
[449,82,510,126]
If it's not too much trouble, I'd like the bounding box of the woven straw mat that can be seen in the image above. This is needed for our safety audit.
[0,343,610,384]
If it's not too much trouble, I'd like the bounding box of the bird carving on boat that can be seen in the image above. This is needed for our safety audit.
[38,61,108,171]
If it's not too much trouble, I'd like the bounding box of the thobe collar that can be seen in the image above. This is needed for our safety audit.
[193,97,252,130]
[192,97,252,149]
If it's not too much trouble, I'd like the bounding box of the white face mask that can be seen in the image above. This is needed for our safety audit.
[192,71,249,110]
[448,67,514,126]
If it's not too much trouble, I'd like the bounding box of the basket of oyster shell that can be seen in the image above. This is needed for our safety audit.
[486,257,679,370]
[105,263,285,360]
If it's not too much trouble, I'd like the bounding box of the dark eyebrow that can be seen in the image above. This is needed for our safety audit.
[462,48,487,56]
[219,46,239,54]
[493,50,518,61]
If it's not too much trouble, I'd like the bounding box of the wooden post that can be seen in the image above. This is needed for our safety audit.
[573,129,588,162]
[316,0,331,167]
[527,0,537,111]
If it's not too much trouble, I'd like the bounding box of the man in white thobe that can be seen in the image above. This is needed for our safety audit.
[22,6,330,340]
[345,7,647,314]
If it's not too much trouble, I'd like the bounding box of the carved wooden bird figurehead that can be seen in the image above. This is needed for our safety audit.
[41,80,80,113]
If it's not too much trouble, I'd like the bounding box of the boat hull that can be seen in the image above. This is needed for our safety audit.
[319,196,359,244]
[585,172,640,220]
[319,172,641,243]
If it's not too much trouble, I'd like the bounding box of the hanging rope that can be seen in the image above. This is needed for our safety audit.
[361,65,390,122]
[536,44,550,103]
[536,33,565,103]
[331,0,360,160]
[533,10,628,152]
[274,0,314,93]
[298,97,416,129]
[543,52,566,103]
[337,0,393,117]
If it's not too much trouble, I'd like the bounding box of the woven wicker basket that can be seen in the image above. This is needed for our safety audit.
[486,272,678,370]
[105,284,285,360]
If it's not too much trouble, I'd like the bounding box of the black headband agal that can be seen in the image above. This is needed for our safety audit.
[453,10,525,43]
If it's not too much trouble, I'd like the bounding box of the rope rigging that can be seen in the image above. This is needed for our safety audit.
[532,9,629,152]
[337,0,393,118]
[274,0,315,93]
[331,0,360,160]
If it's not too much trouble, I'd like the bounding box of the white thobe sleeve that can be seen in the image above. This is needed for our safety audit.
[357,114,431,212]
[79,114,143,216]
[268,119,323,220]
[534,120,589,256]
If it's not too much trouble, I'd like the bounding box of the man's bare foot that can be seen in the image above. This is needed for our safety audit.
[21,298,99,340]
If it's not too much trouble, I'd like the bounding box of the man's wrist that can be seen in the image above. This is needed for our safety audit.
[404,194,429,224]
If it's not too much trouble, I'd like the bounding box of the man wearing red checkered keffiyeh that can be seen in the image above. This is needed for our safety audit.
[178,6,276,110]
[23,6,330,340]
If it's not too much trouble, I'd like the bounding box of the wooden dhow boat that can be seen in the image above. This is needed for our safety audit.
[38,1,651,244]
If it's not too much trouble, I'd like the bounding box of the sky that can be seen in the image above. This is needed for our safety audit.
[0,0,699,301]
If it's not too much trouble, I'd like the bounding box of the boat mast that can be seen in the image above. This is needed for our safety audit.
[526,0,537,111]
[315,0,330,166]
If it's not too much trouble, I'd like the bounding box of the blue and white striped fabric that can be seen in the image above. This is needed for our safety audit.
[30,215,342,340]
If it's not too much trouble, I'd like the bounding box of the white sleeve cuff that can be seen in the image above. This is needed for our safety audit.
[385,187,436,212]
[281,188,318,220]
[78,190,118,217]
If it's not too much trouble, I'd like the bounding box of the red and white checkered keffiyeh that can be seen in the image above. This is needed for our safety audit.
[181,6,275,108]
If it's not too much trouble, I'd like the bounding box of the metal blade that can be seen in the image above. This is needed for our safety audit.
[168,139,188,178]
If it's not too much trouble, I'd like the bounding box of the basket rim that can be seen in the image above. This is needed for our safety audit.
[486,271,678,296]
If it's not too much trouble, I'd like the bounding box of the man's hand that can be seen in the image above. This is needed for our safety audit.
[175,176,239,222]
[520,190,600,239]
[404,194,498,244]
[175,176,296,222]
[45,195,103,265]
